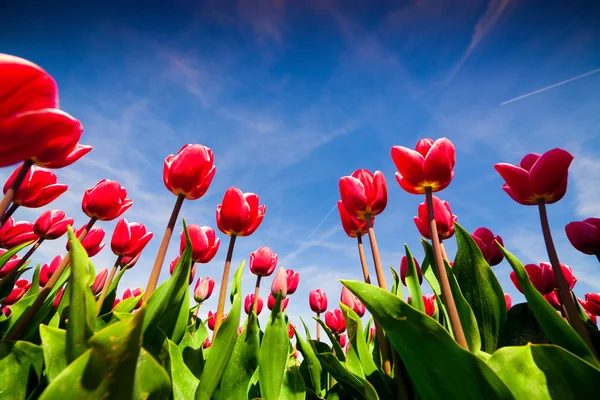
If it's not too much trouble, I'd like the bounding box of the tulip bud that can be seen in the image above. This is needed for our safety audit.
[0,217,37,249]
[163,144,216,200]
[169,255,197,284]
[3,165,67,208]
[244,293,264,315]
[82,179,133,221]
[0,250,22,279]
[510,263,555,295]
[325,308,346,334]
[216,187,266,237]
[584,293,600,316]
[249,246,278,277]
[471,227,504,266]
[400,256,422,286]
[271,267,288,298]
[237,326,244,336]
[422,294,437,317]
[288,323,295,339]
[194,277,215,304]
[340,286,365,317]
[339,169,387,221]
[67,225,106,257]
[39,255,62,286]
[53,287,65,309]
[504,293,512,310]
[3,279,31,305]
[309,289,328,314]
[1,305,11,317]
[33,210,74,240]
[414,196,457,240]
[337,201,370,238]
[91,269,108,296]
[369,326,376,342]
[286,269,300,295]
[111,219,153,258]
[565,218,600,256]
[391,138,456,194]
[494,148,573,205]
[123,288,143,310]
[206,310,227,331]
[338,333,347,348]
[267,293,289,310]
[203,338,212,349]
[179,224,220,264]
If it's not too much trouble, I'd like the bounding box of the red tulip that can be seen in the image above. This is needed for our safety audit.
[203,338,212,349]
[111,219,153,258]
[286,269,300,295]
[565,218,600,255]
[0,250,22,278]
[400,256,422,286]
[340,286,365,317]
[237,327,244,336]
[267,293,289,310]
[325,308,346,334]
[1,305,11,317]
[216,187,266,236]
[249,246,278,277]
[33,210,73,240]
[422,294,437,317]
[163,144,216,200]
[337,201,370,238]
[244,293,264,315]
[584,293,600,316]
[3,279,31,305]
[339,169,387,220]
[504,293,512,310]
[169,255,196,284]
[494,149,573,205]
[544,291,562,310]
[123,288,143,310]
[39,255,62,286]
[91,269,108,296]
[194,277,215,303]
[578,298,598,324]
[288,323,295,339]
[391,138,456,194]
[557,264,577,290]
[120,254,141,269]
[207,310,227,331]
[179,224,220,263]
[510,263,554,295]
[413,196,457,240]
[369,326,376,342]
[0,217,37,249]
[271,267,288,298]
[82,179,133,221]
[4,165,68,208]
[38,144,92,169]
[471,227,504,266]
[0,54,57,119]
[338,333,347,348]
[309,289,328,314]
[53,287,65,309]
[67,225,105,257]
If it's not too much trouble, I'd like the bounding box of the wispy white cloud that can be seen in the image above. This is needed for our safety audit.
[570,153,600,217]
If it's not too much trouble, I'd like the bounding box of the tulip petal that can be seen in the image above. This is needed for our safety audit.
[494,163,534,203]
[529,148,573,198]
[423,138,455,188]
[391,146,425,187]
[339,176,368,219]
[565,221,600,255]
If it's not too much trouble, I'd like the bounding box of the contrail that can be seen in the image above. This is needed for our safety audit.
[285,203,338,264]
[500,68,600,106]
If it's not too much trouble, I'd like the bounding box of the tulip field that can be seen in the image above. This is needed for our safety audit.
[2,52,600,400]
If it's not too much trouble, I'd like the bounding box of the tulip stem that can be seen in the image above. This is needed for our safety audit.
[440,241,449,261]
[2,203,20,224]
[425,187,468,349]
[316,312,321,341]
[252,275,262,314]
[144,194,185,302]
[7,217,97,340]
[213,234,237,336]
[96,256,122,316]
[0,160,32,226]
[356,235,372,284]
[537,200,598,361]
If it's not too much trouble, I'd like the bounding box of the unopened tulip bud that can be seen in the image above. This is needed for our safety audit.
[194,277,215,303]
[325,308,346,334]
[340,286,365,317]
[249,246,278,277]
[271,267,287,298]
[53,288,65,309]
[471,227,504,266]
[338,333,347,348]
[288,323,295,339]
[244,293,263,315]
[111,219,153,258]
[163,144,216,200]
[82,179,133,221]
[285,269,299,295]
[309,289,327,314]
[400,256,422,286]
[91,269,108,295]
[267,293,289,310]
[504,293,512,310]
[203,338,212,349]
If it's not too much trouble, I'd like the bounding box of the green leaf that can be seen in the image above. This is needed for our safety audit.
[98,266,127,316]
[65,226,96,363]
[404,245,424,312]
[0,340,43,399]
[342,280,514,400]
[113,293,143,314]
[294,325,323,396]
[499,245,598,366]
[133,348,172,400]
[25,263,41,296]
[166,339,199,399]
[0,241,34,301]
[389,267,403,298]
[315,352,379,400]
[39,325,68,382]
[179,319,209,379]
[498,303,549,347]
[195,262,244,400]
[281,361,307,400]
[259,295,290,400]
[420,240,447,328]
[217,312,261,400]
[487,344,600,399]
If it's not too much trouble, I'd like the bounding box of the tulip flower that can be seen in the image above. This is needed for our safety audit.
[338,333,347,348]
[339,169,387,221]
[91,269,108,296]
[111,219,153,258]
[1,305,11,317]
[286,269,300,295]
[271,267,288,298]
[544,291,562,310]
[325,308,346,334]
[0,217,36,249]
[471,227,504,266]
[267,293,289,310]
[82,179,133,221]
[179,224,220,264]
[207,311,227,331]
[0,250,22,278]
[337,201,370,238]
[123,288,143,310]
[309,289,328,314]
[400,256,422,286]
[3,165,67,208]
[504,293,512,310]
[67,225,105,257]
[414,196,457,240]
[565,218,600,256]
[203,338,212,349]
[249,246,278,277]
[33,210,73,240]
[163,144,216,200]
[369,326,376,342]
[37,144,92,170]
[510,263,554,295]
[578,298,598,324]
[39,255,62,287]
[244,294,264,315]
[52,288,65,309]
[288,323,295,339]
[494,149,573,206]
[194,277,215,304]
[119,254,140,269]
[170,255,197,285]
[584,293,600,316]
[391,138,456,194]
[422,294,437,317]
[341,286,365,317]
[3,279,31,305]
[216,187,266,237]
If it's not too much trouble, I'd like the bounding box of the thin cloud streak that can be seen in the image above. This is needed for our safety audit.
[283,204,338,264]
[500,68,600,106]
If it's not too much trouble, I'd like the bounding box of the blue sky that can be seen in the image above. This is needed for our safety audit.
[2,0,600,330]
